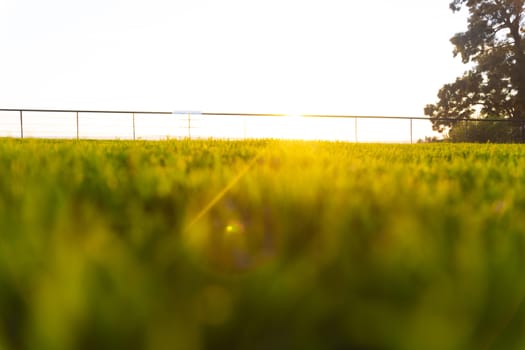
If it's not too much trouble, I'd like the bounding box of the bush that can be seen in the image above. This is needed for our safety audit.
[447,119,524,143]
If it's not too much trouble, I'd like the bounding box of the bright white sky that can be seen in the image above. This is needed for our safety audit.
[1,0,468,118]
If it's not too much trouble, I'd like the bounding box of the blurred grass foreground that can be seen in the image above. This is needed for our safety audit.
[1,138,525,349]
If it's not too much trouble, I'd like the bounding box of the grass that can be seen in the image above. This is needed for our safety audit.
[1,138,525,349]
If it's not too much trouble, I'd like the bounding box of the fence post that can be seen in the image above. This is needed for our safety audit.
[188,113,191,138]
[76,112,79,140]
[355,117,358,143]
[410,118,413,144]
[132,113,136,141]
[20,110,23,139]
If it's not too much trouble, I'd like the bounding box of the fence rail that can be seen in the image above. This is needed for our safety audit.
[1,108,523,143]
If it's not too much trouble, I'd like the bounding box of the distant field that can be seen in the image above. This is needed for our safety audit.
[1,138,525,349]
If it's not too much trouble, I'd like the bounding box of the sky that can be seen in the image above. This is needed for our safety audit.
[0,0,469,118]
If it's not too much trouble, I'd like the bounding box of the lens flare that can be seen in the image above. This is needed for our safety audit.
[224,220,245,235]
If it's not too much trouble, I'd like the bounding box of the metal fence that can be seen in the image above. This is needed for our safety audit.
[449,118,525,143]
[1,108,522,143]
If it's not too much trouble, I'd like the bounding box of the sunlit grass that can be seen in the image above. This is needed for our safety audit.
[1,138,525,349]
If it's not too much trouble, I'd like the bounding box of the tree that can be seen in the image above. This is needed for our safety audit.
[425,0,525,140]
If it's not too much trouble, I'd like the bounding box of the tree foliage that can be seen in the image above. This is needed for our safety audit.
[425,0,525,137]
[447,119,520,142]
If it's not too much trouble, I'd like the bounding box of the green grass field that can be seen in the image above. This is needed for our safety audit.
[1,138,525,350]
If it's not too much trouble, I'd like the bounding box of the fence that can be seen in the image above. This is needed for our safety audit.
[448,118,525,143]
[1,108,521,143]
